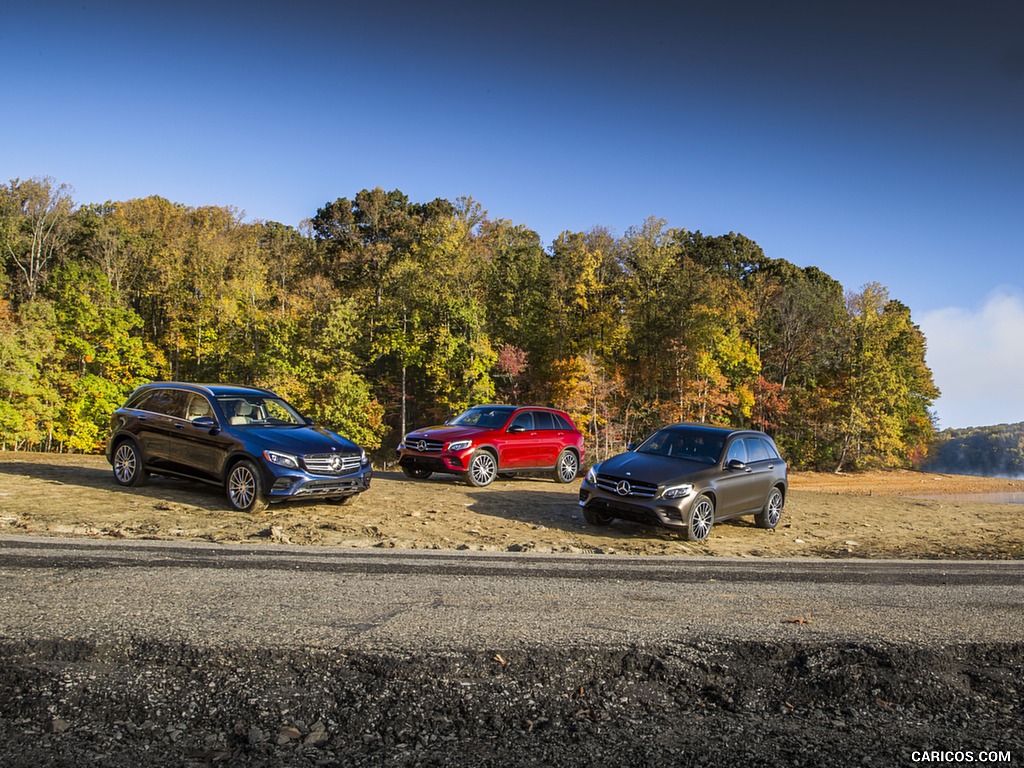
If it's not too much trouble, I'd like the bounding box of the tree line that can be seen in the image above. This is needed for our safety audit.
[0,176,939,470]
[922,423,1024,479]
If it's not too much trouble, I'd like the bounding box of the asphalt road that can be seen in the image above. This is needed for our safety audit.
[2,535,1022,649]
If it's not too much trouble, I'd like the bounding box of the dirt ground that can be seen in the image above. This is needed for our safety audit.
[1,452,1023,559]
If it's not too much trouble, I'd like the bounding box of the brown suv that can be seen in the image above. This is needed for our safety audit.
[578,423,787,541]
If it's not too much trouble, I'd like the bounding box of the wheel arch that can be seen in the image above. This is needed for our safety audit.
[221,450,264,484]
[698,487,718,511]
[473,443,500,463]
[108,432,136,454]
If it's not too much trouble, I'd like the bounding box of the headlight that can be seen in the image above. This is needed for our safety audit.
[585,463,600,484]
[662,483,694,499]
[264,450,299,469]
[448,440,472,451]
[360,448,368,465]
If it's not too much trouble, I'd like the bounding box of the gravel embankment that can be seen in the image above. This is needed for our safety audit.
[2,638,1021,767]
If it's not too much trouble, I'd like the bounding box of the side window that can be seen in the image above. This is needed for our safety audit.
[554,413,574,431]
[744,437,771,462]
[725,439,748,464]
[534,411,556,430]
[509,411,534,431]
[185,394,214,422]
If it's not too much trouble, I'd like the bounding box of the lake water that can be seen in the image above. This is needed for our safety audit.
[911,492,1024,505]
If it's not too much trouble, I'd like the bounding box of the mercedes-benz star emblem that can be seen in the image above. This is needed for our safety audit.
[615,480,631,496]
[416,440,428,452]
[330,456,343,472]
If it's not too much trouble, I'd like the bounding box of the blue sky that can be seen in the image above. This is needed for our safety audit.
[2,0,1022,428]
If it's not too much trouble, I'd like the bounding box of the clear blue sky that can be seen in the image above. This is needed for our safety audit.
[2,0,1022,428]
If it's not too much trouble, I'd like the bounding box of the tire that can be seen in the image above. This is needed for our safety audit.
[226,459,269,513]
[583,507,614,526]
[685,493,715,542]
[401,466,433,480]
[553,449,579,484]
[111,439,149,487]
[756,486,784,530]
[466,450,498,487]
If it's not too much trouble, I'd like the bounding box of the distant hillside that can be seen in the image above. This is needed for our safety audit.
[923,422,1024,479]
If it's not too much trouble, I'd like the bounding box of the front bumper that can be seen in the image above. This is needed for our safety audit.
[265,463,373,501]
[578,479,693,530]
[396,446,474,474]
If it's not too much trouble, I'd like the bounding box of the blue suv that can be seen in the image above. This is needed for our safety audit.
[106,382,372,512]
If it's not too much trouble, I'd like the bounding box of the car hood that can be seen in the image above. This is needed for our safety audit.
[405,425,491,442]
[244,426,361,455]
[598,451,715,484]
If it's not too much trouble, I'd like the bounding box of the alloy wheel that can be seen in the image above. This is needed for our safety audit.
[228,465,258,510]
[689,496,714,541]
[762,489,784,528]
[558,452,578,483]
[470,452,497,486]
[113,443,137,483]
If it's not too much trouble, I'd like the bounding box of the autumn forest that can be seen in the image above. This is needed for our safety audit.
[0,177,940,470]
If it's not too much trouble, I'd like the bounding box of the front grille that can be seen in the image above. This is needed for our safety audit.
[302,454,362,475]
[595,473,658,499]
[405,437,445,453]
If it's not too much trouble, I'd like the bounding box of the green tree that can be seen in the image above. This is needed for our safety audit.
[834,283,939,471]
[45,262,158,452]
[479,219,551,398]
[0,299,57,448]
[0,177,76,301]
[549,227,625,363]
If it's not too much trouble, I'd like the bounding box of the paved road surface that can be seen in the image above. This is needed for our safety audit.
[2,535,1021,648]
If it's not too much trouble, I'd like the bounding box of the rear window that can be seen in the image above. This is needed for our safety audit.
[533,411,556,430]
[554,413,575,431]
[132,388,187,419]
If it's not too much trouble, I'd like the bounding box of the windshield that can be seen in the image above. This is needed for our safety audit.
[217,396,306,427]
[635,427,726,465]
[449,406,516,429]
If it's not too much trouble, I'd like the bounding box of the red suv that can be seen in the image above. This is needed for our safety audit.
[397,405,585,487]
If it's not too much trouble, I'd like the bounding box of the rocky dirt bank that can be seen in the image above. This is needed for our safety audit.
[2,638,1021,767]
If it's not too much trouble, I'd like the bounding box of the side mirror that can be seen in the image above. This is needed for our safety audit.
[193,416,215,428]
[725,458,747,471]
[508,425,526,434]
[626,442,636,451]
